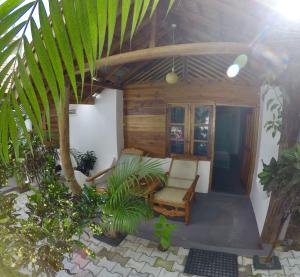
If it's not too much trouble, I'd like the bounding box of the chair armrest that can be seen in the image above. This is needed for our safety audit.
[143,177,163,195]
[183,174,199,201]
[86,166,115,183]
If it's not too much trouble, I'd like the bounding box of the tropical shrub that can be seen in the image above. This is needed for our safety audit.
[101,157,165,237]
[154,215,177,251]
[0,180,106,276]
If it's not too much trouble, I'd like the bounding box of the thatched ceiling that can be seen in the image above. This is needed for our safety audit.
[77,0,300,101]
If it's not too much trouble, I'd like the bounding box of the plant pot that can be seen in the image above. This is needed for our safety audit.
[158,243,169,252]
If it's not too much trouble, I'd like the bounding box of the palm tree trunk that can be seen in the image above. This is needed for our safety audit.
[58,81,81,194]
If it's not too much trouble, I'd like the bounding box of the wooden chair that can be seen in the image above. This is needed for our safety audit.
[86,148,144,191]
[151,158,199,225]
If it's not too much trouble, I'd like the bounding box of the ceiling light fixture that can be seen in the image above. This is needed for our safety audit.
[227,64,240,78]
[166,24,178,85]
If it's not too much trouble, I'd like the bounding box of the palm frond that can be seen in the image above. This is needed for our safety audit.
[0,0,175,161]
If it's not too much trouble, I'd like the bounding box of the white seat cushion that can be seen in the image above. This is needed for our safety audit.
[169,160,198,180]
[167,177,193,190]
[154,187,186,205]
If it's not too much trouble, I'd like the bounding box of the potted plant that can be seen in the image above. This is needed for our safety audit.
[254,144,300,270]
[72,150,97,176]
[97,157,165,242]
[154,215,177,251]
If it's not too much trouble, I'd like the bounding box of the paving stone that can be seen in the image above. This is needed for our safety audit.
[111,252,130,266]
[63,258,76,271]
[125,235,136,242]
[122,240,140,251]
[169,246,179,255]
[88,242,103,254]
[283,265,300,275]
[126,259,146,272]
[140,263,162,276]
[97,248,116,260]
[128,269,149,277]
[167,252,185,264]
[148,241,159,249]
[279,251,294,260]
[136,237,151,247]
[56,270,72,277]
[98,257,118,271]
[287,258,300,267]
[158,268,179,277]
[177,247,189,256]
[280,258,290,267]
[124,249,143,260]
[137,245,154,256]
[84,261,103,275]
[238,256,243,265]
[172,261,184,272]
[112,246,130,256]
[137,253,157,266]
[291,251,300,258]
[154,257,174,271]
[111,263,132,276]
[97,268,121,277]
[73,254,90,268]
[252,266,271,276]
[150,249,168,259]
[74,269,93,277]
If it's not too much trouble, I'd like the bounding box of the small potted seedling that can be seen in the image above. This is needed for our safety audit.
[154,215,177,251]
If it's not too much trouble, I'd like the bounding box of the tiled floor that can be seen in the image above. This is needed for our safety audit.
[13,192,300,277]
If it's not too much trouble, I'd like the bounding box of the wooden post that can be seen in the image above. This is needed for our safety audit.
[58,81,82,194]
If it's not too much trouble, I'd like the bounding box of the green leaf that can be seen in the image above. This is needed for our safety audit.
[0,100,9,162]
[0,22,26,51]
[62,0,85,94]
[0,39,19,66]
[8,107,19,159]
[0,59,14,85]
[23,37,51,138]
[11,93,32,152]
[38,1,65,101]
[107,0,118,56]
[75,0,95,75]
[138,0,151,28]
[0,2,34,36]
[15,77,42,141]
[120,0,131,48]
[86,0,98,61]
[49,0,78,102]
[97,0,107,58]
[150,0,159,18]
[166,0,175,14]
[17,56,43,130]
[0,0,24,21]
[30,19,60,115]
[130,0,142,41]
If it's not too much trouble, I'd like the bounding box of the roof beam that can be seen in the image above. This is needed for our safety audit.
[88,42,252,71]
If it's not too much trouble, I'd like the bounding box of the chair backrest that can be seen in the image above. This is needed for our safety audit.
[117,148,144,165]
[167,159,198,189]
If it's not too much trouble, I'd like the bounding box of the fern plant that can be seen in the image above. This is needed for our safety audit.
[101,157,165,237]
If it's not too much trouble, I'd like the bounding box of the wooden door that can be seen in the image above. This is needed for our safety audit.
[240,109,255,193]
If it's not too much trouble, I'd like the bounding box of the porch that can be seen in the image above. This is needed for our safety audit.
[138,192,264,256]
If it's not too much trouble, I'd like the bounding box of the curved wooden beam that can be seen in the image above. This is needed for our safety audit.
[91,42,251,71]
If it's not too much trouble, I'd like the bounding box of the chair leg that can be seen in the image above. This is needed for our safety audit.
[184,203,190,225]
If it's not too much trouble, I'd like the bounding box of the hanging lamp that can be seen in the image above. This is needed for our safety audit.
[166,24,178,84]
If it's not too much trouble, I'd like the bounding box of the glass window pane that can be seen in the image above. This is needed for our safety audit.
[170,125,184,140]
[194,126,209,140]
[194,142,208,156]
[195,107,209,124]
[170,141,184,154]
[171,107,185,124]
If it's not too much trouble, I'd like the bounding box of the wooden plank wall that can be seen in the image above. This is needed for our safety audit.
[124,81,260,157]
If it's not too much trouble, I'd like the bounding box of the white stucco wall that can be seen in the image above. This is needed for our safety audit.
[250,85,281,234]
[69,89,124,174]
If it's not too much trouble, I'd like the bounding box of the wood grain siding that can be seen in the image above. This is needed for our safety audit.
[124,81,260,157]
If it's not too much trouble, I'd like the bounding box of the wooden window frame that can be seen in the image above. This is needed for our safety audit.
[167,103,214,161]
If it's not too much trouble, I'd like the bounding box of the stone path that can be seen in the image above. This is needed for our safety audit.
[11,192,300,276]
